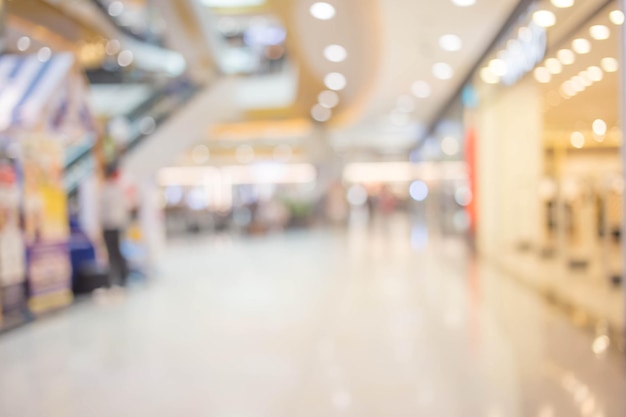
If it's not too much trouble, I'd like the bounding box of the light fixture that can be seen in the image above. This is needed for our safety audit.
[589,25,610,40]
[545,58,562,74]
[311,104,332,122]
[561,81,576,97]
[310,2,336,20]
[593,119,607,136]
[572,38,591,54]
[533,10,557,28]
[17,36,31,52]
[117,50,134,67]
[236,145,255,164]
[570,131,585,148]
[324,72,347,91]
[324,44,347,63]
[571,76,586,92]
[557,49,575,65]
[551,0,574,8]
[489,59,507,77]
[441,136,460,156]
[37,47,52,63]
[601,57,619,72]
[451,0,476,6]
[610,10,625,25]
[105,39,121,55]
[578,71,592,87]
[587,66,603,82]
[480,67,500,84]
[411,81,432,98]
[534,67,551,83]
[318,90,340,108]
[108,1,124,17]
[410,181,429,202]
[433,62,454,80]
[439,34,462,52]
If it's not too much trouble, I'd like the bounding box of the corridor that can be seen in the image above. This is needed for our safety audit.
[0,219,624,417]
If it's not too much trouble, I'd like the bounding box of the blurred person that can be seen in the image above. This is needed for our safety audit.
[325,182,348,226]
[99,166,129,287]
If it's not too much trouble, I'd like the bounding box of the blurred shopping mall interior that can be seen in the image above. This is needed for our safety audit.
[1,0,626,416]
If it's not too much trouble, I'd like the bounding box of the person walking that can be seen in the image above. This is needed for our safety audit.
[99,166,129,287]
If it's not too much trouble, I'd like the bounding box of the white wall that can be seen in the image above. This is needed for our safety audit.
[474,77,544,256]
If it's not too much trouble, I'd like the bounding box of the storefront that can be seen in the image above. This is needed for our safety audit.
[0,52,96,327]
[466,1,624,333]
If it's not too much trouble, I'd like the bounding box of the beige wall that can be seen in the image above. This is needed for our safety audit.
[474,77,544,256]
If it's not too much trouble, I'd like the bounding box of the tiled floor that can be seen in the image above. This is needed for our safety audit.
[0,217,624,417]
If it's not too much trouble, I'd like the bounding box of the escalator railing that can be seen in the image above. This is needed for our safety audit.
[65,78,200,193]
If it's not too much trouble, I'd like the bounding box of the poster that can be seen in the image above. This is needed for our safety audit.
[21,136,72,313]
[0,156,26,322]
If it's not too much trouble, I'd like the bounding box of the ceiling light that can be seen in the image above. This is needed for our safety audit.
[451,0,476,6]
[589,25,610,40]
[571,76,586,92]
[578,71,593,86]
[105,39,121,55]
[324,72,347,90]
[17,36,31,52]
[545,58,562,74]
[441,136,460,156]
[117,50,134,67]
[311,104,332,122]
[587,66,603,82]
[570,131,585,148]
[533,10,557,28]
[593,119,607,136]
[318,90,340,108]
[310,2,336,20]
[411,81,432,98]
[439,34,462,52]
[572,38,591,54]
[610,10,625,25]
[433,62,454,80]
[489,59,507,77]
[551,0,574,8]
[202,0,265,6]
[480,67,500,84]
[534,67,551,83]
[108,1,124,17]
[236,145,255,164]
[561,81,576,97]
[557,49,575,65]
[601,57,619,72]
[37,47,51,63]
[324,44,347,63]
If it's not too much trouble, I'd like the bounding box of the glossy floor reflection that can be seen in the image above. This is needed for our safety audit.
[0,216,624,417]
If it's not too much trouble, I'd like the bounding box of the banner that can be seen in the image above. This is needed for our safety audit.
[21,136,72,313]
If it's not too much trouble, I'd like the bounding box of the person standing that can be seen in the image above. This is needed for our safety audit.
[99,166,129,287]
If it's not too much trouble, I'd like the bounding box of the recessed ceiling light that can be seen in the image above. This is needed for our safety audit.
[324,72,347,90]
[324,44,347,63]
[571,76,586,92]
[411,80,432,98]
[318,90,340,108]
[533,10,556,28]
[489,59,507,77]
[601,57,619,72]
[561,81,576,97]
[545,58,562,74]
[570,131,585,148]
[108,1,124,17]
[202,0,265,6]
[451,0,476,6]
[534,67,551,83]
[589,25,610,40]
[439,34,462,52]
[311,104,332,122]
[557,49,575,65]
[37,47,52,63]
[17,36,31,52]
[587,66,604,82]
[433,62,454,80]
[310,2,336,20]
[593,119,607,136]
[572,38,591,54]
[578,71,593,87]
[480,67,500,84]
[551,0,574,8]
[117,50,134,67]
[610,10,625,25]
